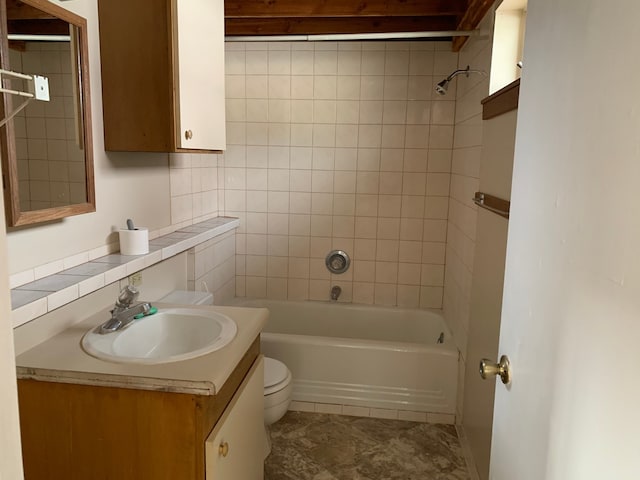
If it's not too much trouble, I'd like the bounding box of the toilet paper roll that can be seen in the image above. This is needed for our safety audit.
[119,228,149,255]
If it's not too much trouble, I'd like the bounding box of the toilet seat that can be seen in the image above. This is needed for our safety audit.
[264,357,291,395]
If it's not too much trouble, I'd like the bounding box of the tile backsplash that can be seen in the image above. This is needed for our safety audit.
[187,230,236,305]
[168,152,222,229]
[223,40,459,307]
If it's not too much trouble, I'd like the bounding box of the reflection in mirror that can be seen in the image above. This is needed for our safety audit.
[10,34,86,211]
[0,0,94,226]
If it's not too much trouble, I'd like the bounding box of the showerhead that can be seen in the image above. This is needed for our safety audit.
[435,79,449,96]
[435,65,487,96]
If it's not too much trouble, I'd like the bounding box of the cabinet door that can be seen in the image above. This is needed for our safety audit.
[175,0,226,151]
[206,357,265,479]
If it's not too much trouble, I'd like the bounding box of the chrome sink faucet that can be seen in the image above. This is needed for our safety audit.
[99,285,152,334]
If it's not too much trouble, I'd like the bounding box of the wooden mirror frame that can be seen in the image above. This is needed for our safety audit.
[0,0,94,227]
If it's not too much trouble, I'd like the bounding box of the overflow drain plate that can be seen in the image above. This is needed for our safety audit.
[325,250,350,274]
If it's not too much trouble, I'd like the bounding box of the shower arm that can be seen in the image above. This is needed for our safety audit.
[444,65,485,82]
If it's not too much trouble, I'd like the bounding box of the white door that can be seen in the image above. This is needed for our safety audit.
[487,0,640,478]
[0,183,24,477]
[175,0,226,150]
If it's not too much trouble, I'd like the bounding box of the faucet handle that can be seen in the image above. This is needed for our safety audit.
[116,285,139,308]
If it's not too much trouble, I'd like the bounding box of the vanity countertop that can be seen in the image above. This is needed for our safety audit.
[15,303,268,396]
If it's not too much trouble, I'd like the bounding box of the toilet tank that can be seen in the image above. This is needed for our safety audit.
[158,290,213,305]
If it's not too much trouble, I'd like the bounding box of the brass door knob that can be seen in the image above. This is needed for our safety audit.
[185,129,193,140]
[479,355,511,385]
[218,441,229,457]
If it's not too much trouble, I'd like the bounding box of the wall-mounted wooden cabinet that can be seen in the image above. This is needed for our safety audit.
[97,0,226,153]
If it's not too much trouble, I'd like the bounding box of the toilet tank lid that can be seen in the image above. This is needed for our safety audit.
[158,290,213,305]
[264,357,289,388]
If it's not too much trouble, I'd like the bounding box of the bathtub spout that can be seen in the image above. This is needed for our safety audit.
[330,285,342,301]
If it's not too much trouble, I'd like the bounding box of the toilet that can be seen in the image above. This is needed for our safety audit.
[263,356,293,425]
[262,356,292,457]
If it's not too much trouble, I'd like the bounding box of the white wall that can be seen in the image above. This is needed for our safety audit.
[223,40,457,307]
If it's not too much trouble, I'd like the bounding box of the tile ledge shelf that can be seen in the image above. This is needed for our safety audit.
[10,217,240,329]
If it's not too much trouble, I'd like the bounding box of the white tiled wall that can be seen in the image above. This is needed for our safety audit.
[289,400,455,425]
[169,152,222,228]
[443,13,495,419]
[187,230,236,305]
[223,40,458,307]
[10,42,86,210]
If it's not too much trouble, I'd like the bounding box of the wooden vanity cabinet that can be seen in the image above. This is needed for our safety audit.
[97,0,226,152]
[17,338,261,480]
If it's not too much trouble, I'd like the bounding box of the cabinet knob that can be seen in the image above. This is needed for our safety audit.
[185,129,193,140]
[218,441,229,457]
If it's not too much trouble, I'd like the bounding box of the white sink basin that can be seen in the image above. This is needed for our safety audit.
[81,308,237,364]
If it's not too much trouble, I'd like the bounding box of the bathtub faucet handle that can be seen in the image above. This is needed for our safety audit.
[330,285,342,301]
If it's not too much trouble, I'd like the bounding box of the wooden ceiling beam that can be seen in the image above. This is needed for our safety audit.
[226,16,459,36]
[225,0,468,18]
[452,0,495,51]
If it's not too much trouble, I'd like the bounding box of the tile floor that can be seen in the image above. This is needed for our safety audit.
[264,412,470,480]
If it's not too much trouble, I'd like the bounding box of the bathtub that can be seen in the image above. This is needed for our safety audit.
[229,299,459,415]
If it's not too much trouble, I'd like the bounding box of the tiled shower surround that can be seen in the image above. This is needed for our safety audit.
[223,41,459,307]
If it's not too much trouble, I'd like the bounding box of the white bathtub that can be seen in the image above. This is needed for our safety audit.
[230,299,459,415]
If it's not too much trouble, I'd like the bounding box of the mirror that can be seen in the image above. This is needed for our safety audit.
[0,0,94,227]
